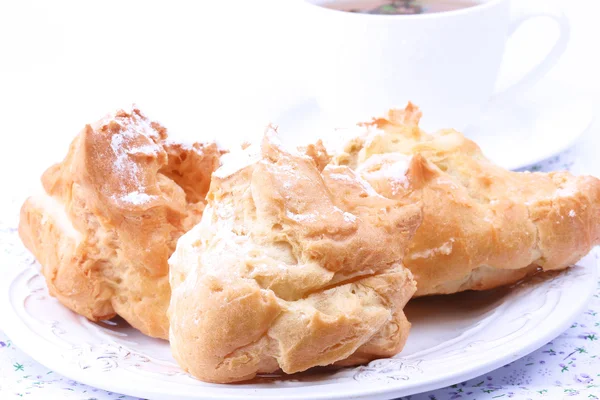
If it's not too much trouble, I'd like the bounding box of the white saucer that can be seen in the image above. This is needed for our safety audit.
[464,79,595,170]
[273,78,594,171]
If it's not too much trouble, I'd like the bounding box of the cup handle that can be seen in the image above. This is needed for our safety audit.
[491,3,570,102]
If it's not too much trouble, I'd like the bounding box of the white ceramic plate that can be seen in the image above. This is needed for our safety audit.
[272,78,594,171]
[0,221,597,400]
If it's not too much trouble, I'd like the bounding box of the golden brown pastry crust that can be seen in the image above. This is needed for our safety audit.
[330,103,600,296]
[168,130,421,383]
[18,106,224,339]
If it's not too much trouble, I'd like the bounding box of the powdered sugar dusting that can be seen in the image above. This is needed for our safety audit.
[115,191,157,205]
[214,141,261,179]
[569,210,576,218]
[285,206,356,225]
[384,159,411,194]
[104,107,163,200]
[555,186,576,198]
[343,212,357,223]
[354,174,383,197]
[128,144,159,156]
[409,239,455,260]
[325,167,383,198]
[356,153,412,195]
[286,210,318,223]
[334,206,357,224]
[213,131,303,180]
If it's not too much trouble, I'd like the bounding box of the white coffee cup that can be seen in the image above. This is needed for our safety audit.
[292,0,569,130]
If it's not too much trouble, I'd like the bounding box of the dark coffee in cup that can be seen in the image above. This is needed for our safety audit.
[321,0,482,15]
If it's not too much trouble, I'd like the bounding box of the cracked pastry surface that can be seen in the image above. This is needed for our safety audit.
[18,106,224,339]
[329,103,600,296]
[168,130,421,383]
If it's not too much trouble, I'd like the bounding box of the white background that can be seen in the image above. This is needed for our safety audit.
[0,0,599,188]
